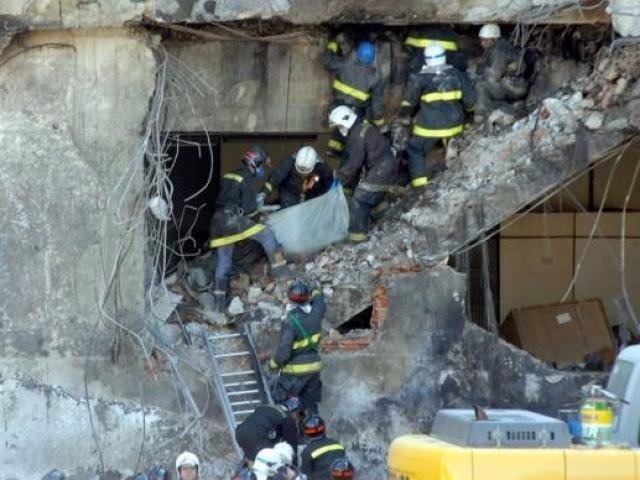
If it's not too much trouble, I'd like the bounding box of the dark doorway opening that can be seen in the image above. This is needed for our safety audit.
[164,133,220,272]
[338,306,373,334]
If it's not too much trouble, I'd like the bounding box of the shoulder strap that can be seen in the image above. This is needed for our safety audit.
[288,311,310,341]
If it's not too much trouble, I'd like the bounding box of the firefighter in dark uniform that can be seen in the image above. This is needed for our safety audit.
[330,458,355,479]
[235,397,304,467]
[208,146,288,310]
[300,416,346,480]
[474,23,530,125]
[328,105,398,243]
[269,280,326,415]
[263,146,334,209]
[404,25,467,73]
[400,45,476,187]
[323,36,386,188]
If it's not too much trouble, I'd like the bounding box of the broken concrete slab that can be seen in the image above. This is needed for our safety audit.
[320,267,602,478]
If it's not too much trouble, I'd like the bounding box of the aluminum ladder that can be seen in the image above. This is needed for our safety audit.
[203,322,272,457]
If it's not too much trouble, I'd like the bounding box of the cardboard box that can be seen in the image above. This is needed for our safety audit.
[501,299,616,367]
[501,212,574,238]
[593,149,640,211]
[575,212,640,238]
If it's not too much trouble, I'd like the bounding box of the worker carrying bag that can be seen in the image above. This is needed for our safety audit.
[266,183,349,255]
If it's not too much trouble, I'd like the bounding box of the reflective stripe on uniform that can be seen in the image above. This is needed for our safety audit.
[421,90,462,103]
[348,232,367,242]
[327,41,338,53]
[209,223,265,248]
[405,37,458,51]
[373,118,385,126]
[223,173,244,183]
[401,100,412,107]
[269,358,279,369]
[280,361,323,374]
[328,139,344,151]
[310,444,345,459]
[412,124,463,138]
[411,177,428,188]
[332,79,370,102]
[264,182,273,193]
[292,333,322,350]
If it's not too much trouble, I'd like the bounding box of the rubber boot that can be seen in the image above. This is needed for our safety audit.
[211,277,228,312]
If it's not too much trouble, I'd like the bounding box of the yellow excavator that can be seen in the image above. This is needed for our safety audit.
[388,345,640,480]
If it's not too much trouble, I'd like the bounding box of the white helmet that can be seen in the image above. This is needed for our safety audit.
[295,146,319,175]
[479,23,501,39]
[253,448,282,480]
[273,441,295,466]
[424,45,446,67]
[176,451,199,476]
[328,105,358,131]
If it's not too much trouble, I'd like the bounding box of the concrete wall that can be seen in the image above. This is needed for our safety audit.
[0,0,616,28]
[165,39,331,133]
[321,267,600,478]
[0,28,207,478]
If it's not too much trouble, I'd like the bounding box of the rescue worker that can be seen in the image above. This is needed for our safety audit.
[175,451,199,480]
[328,105,398,243]
[273,442,305,480]
[269,280,325,415]
[253,448,285,480]
[235,397,303,466]
[474,23,530,126]
[300,416,346,480]
[209,146,288,310]
[263,146,334,208]
[330,458,355,479]
[404,25,467,73]
[323,37,386,158]
[400,45,475,187]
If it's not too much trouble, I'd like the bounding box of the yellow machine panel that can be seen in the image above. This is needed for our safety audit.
[565,449,637,480]
[472,448,564,480]
[388,435,640,480]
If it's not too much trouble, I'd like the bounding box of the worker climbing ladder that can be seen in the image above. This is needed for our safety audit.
[202,323,272,457]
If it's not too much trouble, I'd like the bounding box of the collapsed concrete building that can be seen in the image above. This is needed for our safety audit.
[2,1,640,478]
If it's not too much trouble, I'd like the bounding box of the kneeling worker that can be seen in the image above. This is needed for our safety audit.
[235,398,304,467]
[209,146,288,311]
[263,146,334,208]
[328,105,398,243]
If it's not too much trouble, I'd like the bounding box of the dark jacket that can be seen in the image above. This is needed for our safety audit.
[324,42,386,125]
[405,26,467,72]
[264,156,334,208]
[479,38,526,83]
[270,292,326,375]
[401,65,476,137]
[209,166,263,246]
[337,122,398,188]
[301,436,346,480]
[235,405,298,462]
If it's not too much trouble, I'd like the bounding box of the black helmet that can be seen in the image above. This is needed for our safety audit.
[43,471,65,480]
[303,415,326,439]
[288,280,311,304]
[281,396,304,414]
[242,146,269,170]
[147,466,169,480]
[331,458,355,479]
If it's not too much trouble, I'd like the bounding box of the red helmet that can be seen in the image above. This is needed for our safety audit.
[331,458,355,479]
[288,280,311,304]
[303,415,326,439]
